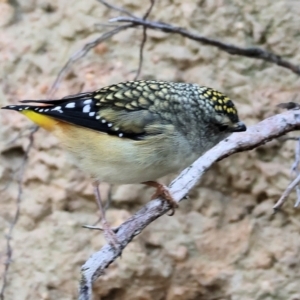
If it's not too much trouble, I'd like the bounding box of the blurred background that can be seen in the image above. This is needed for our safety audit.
[1,0,300,299]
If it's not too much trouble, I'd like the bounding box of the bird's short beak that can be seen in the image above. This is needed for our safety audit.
[231,121,247,132]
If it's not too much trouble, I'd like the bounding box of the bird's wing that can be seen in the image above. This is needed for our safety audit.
[2,81,171,140]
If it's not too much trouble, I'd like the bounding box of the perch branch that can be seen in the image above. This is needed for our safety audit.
[78,108,300,300]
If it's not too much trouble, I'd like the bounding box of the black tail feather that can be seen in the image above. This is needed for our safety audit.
[19,92,93,105]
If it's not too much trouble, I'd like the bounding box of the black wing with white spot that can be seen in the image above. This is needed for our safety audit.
[3,81,169,140]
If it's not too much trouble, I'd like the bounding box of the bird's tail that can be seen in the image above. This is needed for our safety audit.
[2,104,59,131]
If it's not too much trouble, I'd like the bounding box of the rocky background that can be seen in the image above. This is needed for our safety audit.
[1,0,300,299]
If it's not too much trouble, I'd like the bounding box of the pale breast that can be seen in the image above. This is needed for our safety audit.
[53,123,198,184]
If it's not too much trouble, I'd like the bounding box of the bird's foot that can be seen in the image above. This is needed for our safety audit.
[83,222,121,250]
[102,220,121,251]
[143,181,178,216]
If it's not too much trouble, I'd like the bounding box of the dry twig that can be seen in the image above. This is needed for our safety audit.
[134,0,154,80]
[96,0,137,18]
[273,172,300,211]
[109,16,300,76]
[78,109,300,300]
[49,0,300,97]
[273,137,300,210]
[293,138,300,207]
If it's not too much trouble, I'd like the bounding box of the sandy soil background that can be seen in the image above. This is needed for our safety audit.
[1,0,300,299]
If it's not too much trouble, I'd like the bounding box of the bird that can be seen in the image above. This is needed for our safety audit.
[2,80,246,247]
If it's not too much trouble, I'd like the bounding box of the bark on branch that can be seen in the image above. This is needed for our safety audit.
[78,108,300,300]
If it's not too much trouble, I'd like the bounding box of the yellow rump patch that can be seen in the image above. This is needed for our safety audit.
[21,110,58,131]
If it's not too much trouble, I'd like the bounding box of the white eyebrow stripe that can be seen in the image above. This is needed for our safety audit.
[65,102,76,108]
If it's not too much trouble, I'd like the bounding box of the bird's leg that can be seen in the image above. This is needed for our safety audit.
[142,181,178,216]
[105,184,113,211]
[92,184,113,226]
[92,181,120,249]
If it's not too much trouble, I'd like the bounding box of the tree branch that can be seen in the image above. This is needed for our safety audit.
[109,16,300,76]
[78,108,300,300]
[50,0,299,98]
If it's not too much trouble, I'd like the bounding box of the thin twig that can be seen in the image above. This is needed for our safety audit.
[0,126,38,300]
[278,136,300,142]
[82,225,118,232]
[49,0,300,98]
[295,186,300,207]
[134,0,154,80]
[273,172,300,211]
[134,27,147,80]
[109,16,300,76]
[94,23,124,29]
[143,0,155,20]
[48,24,133,97]
[291,138,300,176]
[96,0,137,18]
[291,138,300,207]
[78,109,300,300]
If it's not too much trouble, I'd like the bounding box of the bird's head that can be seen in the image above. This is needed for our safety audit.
[197,86,246,133]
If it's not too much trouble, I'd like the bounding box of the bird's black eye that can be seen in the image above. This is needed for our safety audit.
[218,124,229,131]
